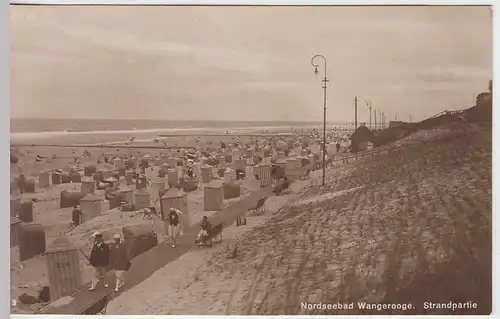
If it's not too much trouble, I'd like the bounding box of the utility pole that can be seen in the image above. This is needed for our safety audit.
[409,114,412,123]
[369,101,372,130]
[354,96,358,132]
[378,109,382,129]
[365,100,372,129]
[374,109,377,130]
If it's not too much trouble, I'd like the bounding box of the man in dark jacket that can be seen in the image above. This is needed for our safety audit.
[89,231,110,291]
[109,233,130,292]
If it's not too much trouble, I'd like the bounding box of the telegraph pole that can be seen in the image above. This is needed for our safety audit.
[374,109,377,130]
[369,101,372,130]
[365,100,372,129]
[354,96,358,131]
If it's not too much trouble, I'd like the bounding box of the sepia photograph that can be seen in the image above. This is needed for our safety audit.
[9,4,492,316]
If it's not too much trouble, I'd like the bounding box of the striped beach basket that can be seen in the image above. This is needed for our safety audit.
[259,165,271,187]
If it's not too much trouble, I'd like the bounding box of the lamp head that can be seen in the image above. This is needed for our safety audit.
[314,67,318,75]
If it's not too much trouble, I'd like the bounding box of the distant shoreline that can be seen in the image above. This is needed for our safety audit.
[10,120,352,145]
[10,117,354,134]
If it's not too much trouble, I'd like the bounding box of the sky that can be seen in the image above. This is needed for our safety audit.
[10,5,493,122]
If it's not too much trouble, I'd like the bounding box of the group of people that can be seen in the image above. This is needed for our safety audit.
[88,231,131,292]
[86,208,213,293]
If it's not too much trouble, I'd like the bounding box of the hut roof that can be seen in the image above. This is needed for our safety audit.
[350,125,376,143]
[151,178,166,184]
[161,188,186,199]
[119,186,133,193]
[207,180,224,188]
[45,236,76,254]
[81,193,100,202]
[135,189,150,196]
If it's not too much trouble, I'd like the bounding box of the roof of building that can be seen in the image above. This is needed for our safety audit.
[161,188,186,199]
[81,193,100,202]
[45,236,77,254]
[350,125,376,143]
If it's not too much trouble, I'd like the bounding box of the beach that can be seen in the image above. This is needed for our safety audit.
[9,118,491,315]
[106,123,492,315]
[10,119,341,314]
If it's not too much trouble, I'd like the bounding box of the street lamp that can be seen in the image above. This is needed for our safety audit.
[311,54,328,187]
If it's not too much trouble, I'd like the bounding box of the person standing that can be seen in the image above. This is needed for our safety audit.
[168,208,181,248]
[109,234,131,292]
[88,231,110,291]
[72,206,82,226]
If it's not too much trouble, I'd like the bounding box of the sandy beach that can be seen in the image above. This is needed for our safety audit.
[10,121,492,315]
[106,123,492,315]
[10,125,310,313]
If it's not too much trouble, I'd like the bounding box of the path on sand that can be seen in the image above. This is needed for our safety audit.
[106,174,319,314]
[40,184,276,314]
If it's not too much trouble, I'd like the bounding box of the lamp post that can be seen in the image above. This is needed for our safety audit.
[311,54,328,187]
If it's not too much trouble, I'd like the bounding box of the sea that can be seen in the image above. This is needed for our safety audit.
[10,118,329,133]
[10,118,354,145]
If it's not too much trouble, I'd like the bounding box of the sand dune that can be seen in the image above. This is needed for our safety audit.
[106,123,491,315]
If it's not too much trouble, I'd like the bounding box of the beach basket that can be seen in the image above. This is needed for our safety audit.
[61,173,71,184]
[134,190,150,210]
[10,216,22,247]
[60,190,86,209]
[10,197,21,217]
[24,178,36,193]
[44,236,82,302]
[223,182,241,199]
[70,172,81,183]
[19,223,46,262]
[80,193,102,222]
[84,165,96,177]
[18,201,34,223]
[204,181,224,211]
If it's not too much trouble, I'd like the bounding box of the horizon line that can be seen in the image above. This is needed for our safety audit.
[10,117,357,123]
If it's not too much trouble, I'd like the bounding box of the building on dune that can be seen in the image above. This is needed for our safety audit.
[349,125,376,153]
